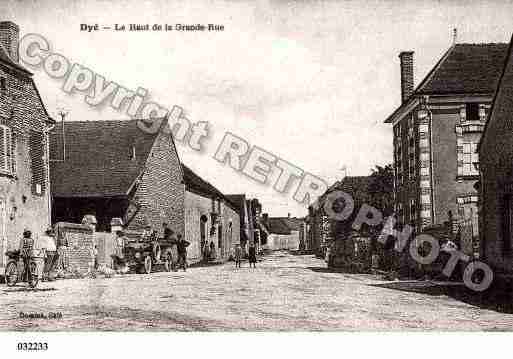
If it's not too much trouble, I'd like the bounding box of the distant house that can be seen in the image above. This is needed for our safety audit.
[307,176,370,258]
[384,43,509,258]
[50,119,185,235]
[183,165,240,262]
[479,36,513,283]
[0,21,55,270]
[261,214,303,251]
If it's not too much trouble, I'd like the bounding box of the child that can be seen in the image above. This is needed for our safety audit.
[234,244,242,268]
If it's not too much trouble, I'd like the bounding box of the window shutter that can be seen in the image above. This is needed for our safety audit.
[5,128,11,174]
[0,126,5,171]
[10,131,15,174]
[29,130,45,195]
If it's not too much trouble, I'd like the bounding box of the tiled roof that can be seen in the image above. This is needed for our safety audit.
[182,164,225,199]
[225,194,246,212]
[267,218,292,235]
[385,43,509,123]
[417,43,509,95]
[50,120,159,197]
[182,165,238,211]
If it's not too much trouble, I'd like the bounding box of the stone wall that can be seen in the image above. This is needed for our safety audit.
[130,130,185,237]
[0,56,52,270]
[55,222,95,274]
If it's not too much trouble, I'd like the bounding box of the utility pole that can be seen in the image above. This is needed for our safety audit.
[57,108,68,161]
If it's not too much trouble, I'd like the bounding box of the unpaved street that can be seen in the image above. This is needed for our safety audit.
[1,252,513,331]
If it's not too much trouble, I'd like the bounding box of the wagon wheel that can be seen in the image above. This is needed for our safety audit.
[4,261,18,287]
[144,256,152,274]
[28,261,39,288]
[164,252,172,272]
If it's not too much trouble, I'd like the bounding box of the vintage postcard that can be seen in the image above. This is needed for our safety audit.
[1,0,513,355]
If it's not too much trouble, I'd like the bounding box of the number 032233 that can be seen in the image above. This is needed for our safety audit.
[17,342,48,351]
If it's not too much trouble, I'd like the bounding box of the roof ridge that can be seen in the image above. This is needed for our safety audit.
[455,42,509,46]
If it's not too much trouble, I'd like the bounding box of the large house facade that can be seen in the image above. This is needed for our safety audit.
[385,43,508,258]
[0,21,55,271]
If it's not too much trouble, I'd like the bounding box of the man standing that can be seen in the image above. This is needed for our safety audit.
[41,227,57,281]
[234,243,242,268]
[176,234,190,271]
[112,230,126,272]
[19,229,34,282]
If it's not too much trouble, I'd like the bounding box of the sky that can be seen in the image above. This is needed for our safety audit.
[2,0,513,217]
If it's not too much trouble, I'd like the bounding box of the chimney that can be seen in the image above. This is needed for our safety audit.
[399,51,414,103]
[0,21,19,63]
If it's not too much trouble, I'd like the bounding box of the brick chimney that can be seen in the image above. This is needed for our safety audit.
[0,21,19,63]
[399,51,414,103]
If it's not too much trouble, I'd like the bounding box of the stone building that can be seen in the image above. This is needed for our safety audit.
[50,119,185,235]
[384,43,509,258]
[479,36,513,284]
[0,21,55,271]
[182,165,240,263]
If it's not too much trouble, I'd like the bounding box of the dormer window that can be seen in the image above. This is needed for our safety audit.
[466,103,479,122]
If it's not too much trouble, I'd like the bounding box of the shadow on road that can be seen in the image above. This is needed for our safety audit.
[371,281,513,314]
[3,287,57,293]
[370,281,453,296]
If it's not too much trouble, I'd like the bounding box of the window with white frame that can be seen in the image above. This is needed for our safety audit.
[0,125,15,174]
[462,142,479,176]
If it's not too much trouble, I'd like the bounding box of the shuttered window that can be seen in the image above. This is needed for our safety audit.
[29,130,45,195]
[0,125,15,174]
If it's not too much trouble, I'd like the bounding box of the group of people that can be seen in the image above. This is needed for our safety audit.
[18,227,59,282]
[233,242,257,268]
[202,240,217,262]
[162,223,190,271]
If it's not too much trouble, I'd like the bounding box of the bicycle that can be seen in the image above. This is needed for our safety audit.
[4,250,39,288]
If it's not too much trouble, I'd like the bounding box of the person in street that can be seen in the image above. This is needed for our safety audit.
[248,242,257,268]
[41,227,57,281]
[142,225,153,241]
[164,224,179,271]
[209,241,216,261]
[112,230,126,272]
[234,243,242,268]
[176,234,190,271]
[19,229,35,282]
[203,241,211,263]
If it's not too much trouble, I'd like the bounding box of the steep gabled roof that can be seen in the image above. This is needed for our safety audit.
[418,43,509,95]
[385,43,509,123]
[50,119,161,197]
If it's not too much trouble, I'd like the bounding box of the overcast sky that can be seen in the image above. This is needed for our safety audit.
[3,0,513,217]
